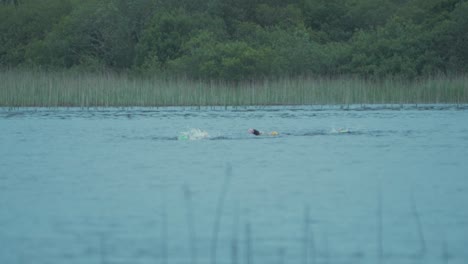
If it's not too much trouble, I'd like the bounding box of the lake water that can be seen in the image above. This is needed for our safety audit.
[1,105,468,264]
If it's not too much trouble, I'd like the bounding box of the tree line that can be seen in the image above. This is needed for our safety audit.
[1,0,467,80]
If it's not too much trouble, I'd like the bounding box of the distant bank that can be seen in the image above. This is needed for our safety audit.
[1,69,467,107]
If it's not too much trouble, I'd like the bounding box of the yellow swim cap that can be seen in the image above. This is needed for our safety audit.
[270,131,279,136]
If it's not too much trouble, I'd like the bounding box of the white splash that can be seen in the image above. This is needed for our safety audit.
[331,127,350,134]
[178,128,209,140]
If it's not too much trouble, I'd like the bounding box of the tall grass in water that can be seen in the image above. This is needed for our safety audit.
[211,163,233,264]
[1,69,467,107]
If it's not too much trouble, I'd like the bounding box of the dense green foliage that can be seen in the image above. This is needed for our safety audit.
[1,0,467,80]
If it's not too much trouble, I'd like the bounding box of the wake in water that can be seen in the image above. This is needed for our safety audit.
[176,127,352,141]
[119,127,417,142]
[331,127,351,134]
[127,127,420,142]
[178,128,210,141]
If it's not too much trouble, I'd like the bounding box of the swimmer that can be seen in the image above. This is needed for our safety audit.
[248,128,279,136]
[248,128,261,136]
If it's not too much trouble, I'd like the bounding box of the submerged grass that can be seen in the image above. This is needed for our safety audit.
[1,69,467,107]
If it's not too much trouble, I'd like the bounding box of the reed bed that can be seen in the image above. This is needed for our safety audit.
[1,69,467,107]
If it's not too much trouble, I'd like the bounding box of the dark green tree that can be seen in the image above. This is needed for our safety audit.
[0,0,72,66]
[135,9,226,71]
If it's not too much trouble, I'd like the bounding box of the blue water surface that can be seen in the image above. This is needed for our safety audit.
[1,105,467,264]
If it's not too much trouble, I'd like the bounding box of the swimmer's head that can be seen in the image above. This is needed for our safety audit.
[270,131,278,136]
[248,128,261,136]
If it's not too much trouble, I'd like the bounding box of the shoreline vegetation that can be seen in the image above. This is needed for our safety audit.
[1,70,467,107]
[2,1,468,107]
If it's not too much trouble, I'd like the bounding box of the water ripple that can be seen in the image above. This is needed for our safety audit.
[1,104,467,120]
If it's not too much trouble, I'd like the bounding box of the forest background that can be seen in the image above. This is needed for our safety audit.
[1,0,467,81]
